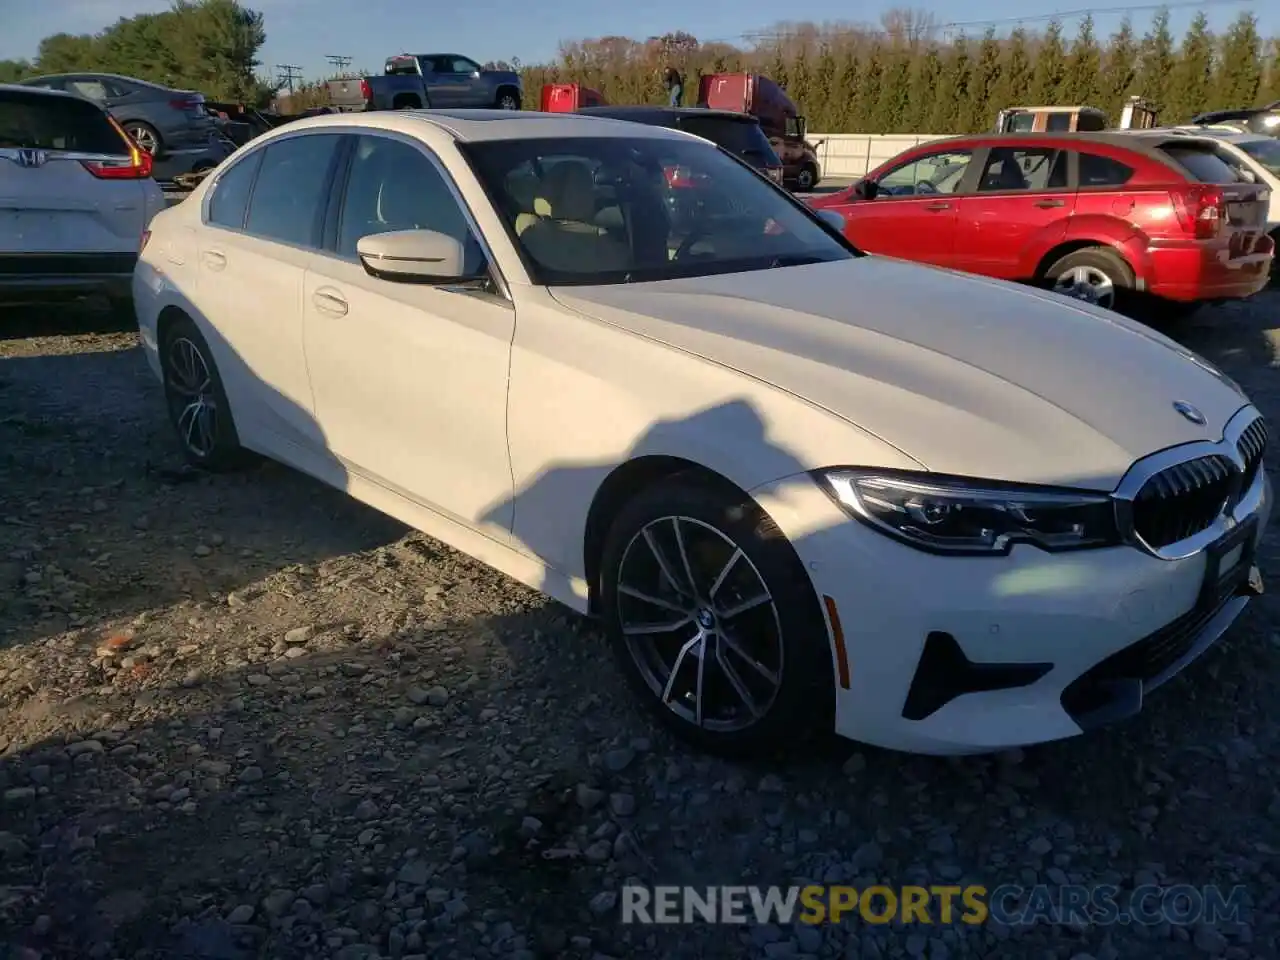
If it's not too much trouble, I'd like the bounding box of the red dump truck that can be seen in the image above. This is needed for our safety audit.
[697,73,821,189]
[541,84,607,112]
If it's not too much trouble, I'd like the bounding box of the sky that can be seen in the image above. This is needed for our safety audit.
[1,0,1276,82]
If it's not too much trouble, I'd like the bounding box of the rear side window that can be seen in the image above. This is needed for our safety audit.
[977,148,1067,192]
[679,117,779,165]
[1078,153,1135,187]
[244,134,341,247]
[1159,144,1246,184]
[207,151,262,229]
[0,90,126,154]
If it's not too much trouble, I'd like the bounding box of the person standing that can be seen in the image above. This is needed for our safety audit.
[665,67,684,107]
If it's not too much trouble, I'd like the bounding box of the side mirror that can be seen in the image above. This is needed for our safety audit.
[852,179,878,201]
[357,229,486,285]
[816,209,846,232]
[471,70,481,78]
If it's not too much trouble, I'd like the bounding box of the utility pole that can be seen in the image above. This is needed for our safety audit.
[325,55,353,76]
[275,64,303,94]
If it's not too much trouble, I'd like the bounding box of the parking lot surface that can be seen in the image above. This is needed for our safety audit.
[1,294,1279,960]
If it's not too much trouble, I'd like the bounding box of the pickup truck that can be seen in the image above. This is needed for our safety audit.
[327,54,523,112]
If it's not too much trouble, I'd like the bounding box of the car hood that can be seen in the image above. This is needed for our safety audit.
[549,258,1249,491]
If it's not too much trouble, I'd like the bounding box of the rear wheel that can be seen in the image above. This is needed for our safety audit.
[598,474,835,758]
[496,89,521,111]
[1042,247,1133,313]
[160,317,247,471]
[124,120,162,157]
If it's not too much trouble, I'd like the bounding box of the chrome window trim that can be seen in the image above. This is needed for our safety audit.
[1113,404,1267,560]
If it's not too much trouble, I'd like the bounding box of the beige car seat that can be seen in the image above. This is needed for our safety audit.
[520,160,630,273]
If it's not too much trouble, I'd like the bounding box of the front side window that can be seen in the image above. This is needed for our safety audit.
[66,80,110,102]
[207,151,262,229]
[462,135,853,286]
[244,133,340,247]
[978,147,1066,192]
[445,57,479,74]
[337,135,484,273]
[875,150,974,198]
[1238,138,1280,177]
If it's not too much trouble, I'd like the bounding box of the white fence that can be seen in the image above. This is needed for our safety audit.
[808,133,948,179]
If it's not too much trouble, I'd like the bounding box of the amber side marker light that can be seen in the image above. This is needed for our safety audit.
[823,595,851,689]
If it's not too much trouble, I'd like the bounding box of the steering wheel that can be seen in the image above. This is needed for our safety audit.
[914,180,940,195]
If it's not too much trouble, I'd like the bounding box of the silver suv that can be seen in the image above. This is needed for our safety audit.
[1,84,165,315]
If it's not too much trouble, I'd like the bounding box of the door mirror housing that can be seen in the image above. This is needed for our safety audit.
[356,229,487,285]
[852,179,879,201]
[816,209,846,232]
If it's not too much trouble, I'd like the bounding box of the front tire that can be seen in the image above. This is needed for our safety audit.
[160,317,247,471]
[794,164,818,191]
[598,474,835,757]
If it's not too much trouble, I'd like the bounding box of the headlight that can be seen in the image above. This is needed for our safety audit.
[815,469,1120,555]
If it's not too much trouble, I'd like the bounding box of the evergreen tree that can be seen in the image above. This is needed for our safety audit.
[1030,20,1068,104]
[904,44,943,132]
[929,35,972,133]
[831,47,861,132]
[963,29,1004,133]
[876,43,915,133]
[1098,18,1139,120]
[789,43,814,122]
[1211,13,1262,110]
[1136,8,1176,113]
[810,44,839,132]
[1064,15,1101,104]
[853,44,886,132]
[1168,13,1215,121]
[990,28,1033,118]
[1265,39,1280,104]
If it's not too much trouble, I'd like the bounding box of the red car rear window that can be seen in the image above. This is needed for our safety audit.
[1158,144,1246,184]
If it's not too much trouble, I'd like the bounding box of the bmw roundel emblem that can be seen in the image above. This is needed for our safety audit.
[1173,401,1206,425]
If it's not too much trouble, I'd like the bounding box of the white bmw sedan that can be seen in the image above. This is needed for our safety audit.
[134,109,1270,757]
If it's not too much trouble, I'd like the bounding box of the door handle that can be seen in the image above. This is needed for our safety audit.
[201,250,226,271]
[1034,199,1066,208]
[923,202,951,211]
[311,288,348,317]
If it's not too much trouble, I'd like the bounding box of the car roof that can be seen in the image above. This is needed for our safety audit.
[924,130,1228,160]
[261,108,700,143]
[577,106,758,123]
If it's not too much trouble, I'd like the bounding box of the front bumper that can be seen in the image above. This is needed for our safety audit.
[750,469,1271,755]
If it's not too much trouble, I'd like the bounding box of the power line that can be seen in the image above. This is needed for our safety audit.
[325,55,353,75]
[275,63,303,94]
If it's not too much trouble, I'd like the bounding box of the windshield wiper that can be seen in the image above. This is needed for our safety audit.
[768,254,827,268]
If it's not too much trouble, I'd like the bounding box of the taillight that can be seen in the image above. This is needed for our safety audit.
[360,78,372,101]
[170,98,197,110]
[1170,184,1226,239]
[82,116,154,179]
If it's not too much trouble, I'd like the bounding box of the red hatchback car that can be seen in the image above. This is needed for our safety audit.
[808,132,1274,318]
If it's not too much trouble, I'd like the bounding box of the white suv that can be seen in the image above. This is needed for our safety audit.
[1,83,165,315]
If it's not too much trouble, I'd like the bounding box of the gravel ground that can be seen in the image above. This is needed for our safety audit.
[1,294,1279,960]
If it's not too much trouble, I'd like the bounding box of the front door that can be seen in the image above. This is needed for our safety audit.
[954,146,1073,280]
[830,148,977,268]
[302,133,516,538]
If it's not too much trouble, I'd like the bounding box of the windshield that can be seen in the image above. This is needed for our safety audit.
[461,135,854,286]
[1238,138,1280,177]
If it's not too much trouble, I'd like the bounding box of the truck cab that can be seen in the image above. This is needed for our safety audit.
[994,97,1158,134]
[697,73,821,190]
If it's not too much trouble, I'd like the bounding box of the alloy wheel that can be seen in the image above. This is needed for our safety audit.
[126,124,159,155]
[498,95,519,110]
[1053,265,1116,310]
[165,337,219,459]
[796,169,815,190]
[615,516,784,732]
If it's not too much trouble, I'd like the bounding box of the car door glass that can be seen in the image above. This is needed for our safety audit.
[244,134,341,247]
[1078,153,1135,187]
[978,148,1063,192]
[207,151,263,229]
[337,135,485,273]
[67,80,109,102]
[448,58,478,74]
[875,151,973,198]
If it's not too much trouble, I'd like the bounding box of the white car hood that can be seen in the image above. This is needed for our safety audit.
[550,258,1248,491]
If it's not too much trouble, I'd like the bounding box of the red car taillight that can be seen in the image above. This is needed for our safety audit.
[360,78,372,100]
[82,116,154,180]
[1170,184,1226,240]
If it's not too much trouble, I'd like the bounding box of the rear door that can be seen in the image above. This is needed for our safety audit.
[954,144,1073,279]
[0,88,147,256]
[826,147,977,267]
